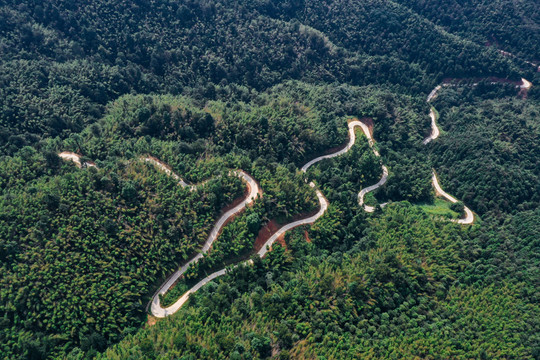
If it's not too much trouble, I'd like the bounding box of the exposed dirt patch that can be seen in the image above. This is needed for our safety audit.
[276,235,287,249]
[358,117,374,136]
[58,151,96,168]
[253,207,319,252]
[253,219,281,252]
[146,315,157,327]
[304,230,312,243]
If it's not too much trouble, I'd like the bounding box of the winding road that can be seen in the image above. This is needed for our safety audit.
[425,85,475,224]
[304,120,389,213]
[431,171,474,224]
[156,183,331,316]
[150,121,379,317]
[149,119,388,316]
[60,79,495,318]
[423,109,440,145]
[301,120,379,171]
[53,63,535,325]
[58,119,390,317]
[427,77,532,104]
[424,51,535,221]
[147,167,260,318]
[59,101,475,319]
[425,74,533,222]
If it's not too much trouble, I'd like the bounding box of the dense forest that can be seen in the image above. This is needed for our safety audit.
[0,0,538,359]
[395,0,540,63]
[102,204,539,359]
[2,0,532,155]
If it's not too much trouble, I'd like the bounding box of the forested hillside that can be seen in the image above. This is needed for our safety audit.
[1,0,524,155]
[431,87,540,218]
[0,0,538,359]
[395,0,540,62]
[102,204,539,359]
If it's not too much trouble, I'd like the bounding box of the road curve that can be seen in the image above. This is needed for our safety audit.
[431,172,474,224]
[301,120,375,172]
[358,165,389,212]
[59,118,389,317]
[153,119,382,317]
[257,182,328,257]
[425,83,477,224]
[144,156,196,190]
[58,152,96,168]
[152,183,328,318]
[59,72,526,319]
[427,77,533,105]
[347,121,388,212]
[154,259,256,316]
[423,108,440,145]
[151,168,260,318]
[303,120,388,213]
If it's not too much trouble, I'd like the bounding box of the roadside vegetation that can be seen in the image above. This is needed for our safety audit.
[0,0,538,358]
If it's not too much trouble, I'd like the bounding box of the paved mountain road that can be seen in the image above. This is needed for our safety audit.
[151,119,387,317]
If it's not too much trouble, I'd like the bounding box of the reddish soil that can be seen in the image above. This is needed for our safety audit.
[348,117,375,136]
[253,219,281,252]
[304,230,312,243]
[252,207,319,253]
[255,177,264,197]
[276,235,287,249]
[359,117,374,136]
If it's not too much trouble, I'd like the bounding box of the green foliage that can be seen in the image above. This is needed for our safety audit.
[1,0,538,358]
[394,0,540,63]
[449,201,465,215]
[419,198,460,219]
[0,0,521,154]
[431,93,540,218]
[0,156,243,358]
[101,204,539,359]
